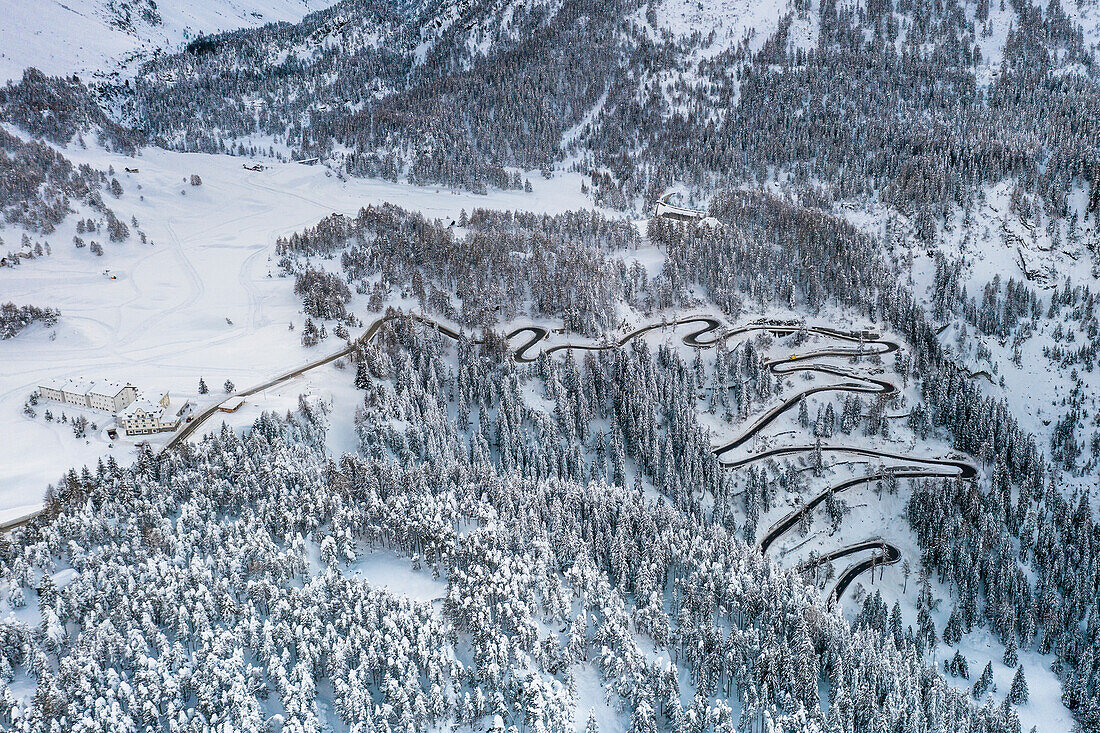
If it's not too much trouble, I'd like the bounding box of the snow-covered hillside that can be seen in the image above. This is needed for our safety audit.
[0,0,341,82]
[645,0,799,53]
[0,136,598,524]
[840,170,1100,499]
[3,0,1100,730]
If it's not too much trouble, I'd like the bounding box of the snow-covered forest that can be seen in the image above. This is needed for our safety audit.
[3,0,1100,729]
[0,322,1028,732]
[1,190,1093,730]
[122,0,1100,222]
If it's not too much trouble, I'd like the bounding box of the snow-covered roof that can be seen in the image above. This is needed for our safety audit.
[66,378,95,395]
[655,200,706,220]
[119,399,164,419]
[40,378,132,397]
[89,381,131,397]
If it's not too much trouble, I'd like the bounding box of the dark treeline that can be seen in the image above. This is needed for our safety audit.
[278,204,657,335]
[4,0,1099,247]
[118,0,1100,235]
[0,127,110,235]
[590,0,1100,234]
[932,257,1044,340]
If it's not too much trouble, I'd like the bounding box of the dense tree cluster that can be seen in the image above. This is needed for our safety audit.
[278,205,655,334]
[2,0,1100,724]
[293,265,353,322]
[932,258,1043,340]
[281,187,1100,727]
[129,0,629,192]
[0,318,1023,731]
[0,69,137,152]
[0,128,108,235]
[0,302,59,339]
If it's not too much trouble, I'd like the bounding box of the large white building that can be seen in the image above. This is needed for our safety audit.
[38,378,137,412]
[118,393,179,436]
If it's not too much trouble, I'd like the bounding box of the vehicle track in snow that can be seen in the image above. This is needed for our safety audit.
[118,220,205,348]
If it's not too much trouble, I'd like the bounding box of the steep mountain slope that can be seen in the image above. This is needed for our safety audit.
[124,0,1100,222]
[128,0,642,189]
[0,0,341,82]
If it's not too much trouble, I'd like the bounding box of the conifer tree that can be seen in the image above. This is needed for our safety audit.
[1009,665,1029,705]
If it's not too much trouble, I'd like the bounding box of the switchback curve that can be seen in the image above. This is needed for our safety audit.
[796,539,901,609]
[505,316,722,363]
[710,326,977,606]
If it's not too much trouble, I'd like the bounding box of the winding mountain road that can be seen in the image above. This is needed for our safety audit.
[706,326,978,606]
[796,539,902,607]
[713,330,896,455]
[756,459,974,555]
[0,313,732,532]
[168,314,975,607]
[5,311,980,610]
[496,319,978,607]
[506,316,722,362]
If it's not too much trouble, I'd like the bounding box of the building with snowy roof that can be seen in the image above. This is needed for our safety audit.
[38,378,137,412]
[118,396,180,436]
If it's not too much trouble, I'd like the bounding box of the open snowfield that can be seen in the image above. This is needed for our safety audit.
[0,139,606,523]
[0,0,341,83]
